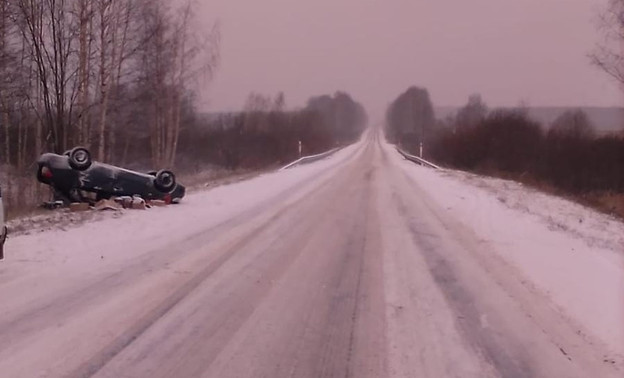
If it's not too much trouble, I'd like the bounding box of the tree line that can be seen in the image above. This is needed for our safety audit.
[0,0,218,172]
[385,88,624,195]
[2,84,367,215]
[178,91,368,171]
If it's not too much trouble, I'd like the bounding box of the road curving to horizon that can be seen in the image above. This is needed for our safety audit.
[0,131,621,377]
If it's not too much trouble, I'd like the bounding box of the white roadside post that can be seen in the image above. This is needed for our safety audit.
[419,142,423,158]
[298,140,302,158]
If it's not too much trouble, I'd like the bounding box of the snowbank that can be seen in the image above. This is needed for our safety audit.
[392,145,624,357]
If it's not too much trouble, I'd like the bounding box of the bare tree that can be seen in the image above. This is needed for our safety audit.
[166,0,219,167]
[0,0,13,165]
[15,0,78,153]
[591,0,624,86]
[95,0,114,160]
[455,94,488,131]
[549,109,596,140]
[1,0,221,214]
[385,86,435,150]
[136,0,219,167]
[75,0,91,146]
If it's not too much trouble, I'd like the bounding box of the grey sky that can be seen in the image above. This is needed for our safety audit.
[196,0,622,120]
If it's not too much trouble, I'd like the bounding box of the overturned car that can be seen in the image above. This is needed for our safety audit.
[37,147,185,204]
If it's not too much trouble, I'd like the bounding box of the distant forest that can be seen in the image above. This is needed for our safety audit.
[386,87,624,217]
[436,106,624,135]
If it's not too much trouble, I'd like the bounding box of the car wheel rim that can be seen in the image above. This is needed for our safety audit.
[160,174,173,187]
[75,151,88,163]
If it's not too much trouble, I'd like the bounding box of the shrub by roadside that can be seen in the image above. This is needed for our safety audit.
[429,109,624,220]
[385,87,624,221]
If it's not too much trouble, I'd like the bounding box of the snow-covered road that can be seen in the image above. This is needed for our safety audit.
[1,132,622,377]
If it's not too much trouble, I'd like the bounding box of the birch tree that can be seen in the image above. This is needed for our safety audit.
[15,0,77,153]
[1,0,219,169]
[136,0,219,167]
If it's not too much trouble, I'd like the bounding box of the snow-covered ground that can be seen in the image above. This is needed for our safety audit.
[1,135,623,376]
[2,143,362,271]
[6,141,623,354]
[393,149,624,360]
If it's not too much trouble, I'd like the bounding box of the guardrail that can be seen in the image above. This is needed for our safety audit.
[280,148,341,171]
[396,147,442,170]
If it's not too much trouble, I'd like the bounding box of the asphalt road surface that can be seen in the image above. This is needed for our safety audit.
[0,133,620,377]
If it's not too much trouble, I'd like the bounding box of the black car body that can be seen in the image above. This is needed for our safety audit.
[37,147,185,204]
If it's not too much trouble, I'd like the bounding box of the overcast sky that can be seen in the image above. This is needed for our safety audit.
[195,0,622,121]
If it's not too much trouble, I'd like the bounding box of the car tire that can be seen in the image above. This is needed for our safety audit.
[154,170,176,193]
[68,147,92,171]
